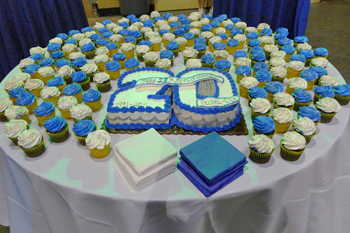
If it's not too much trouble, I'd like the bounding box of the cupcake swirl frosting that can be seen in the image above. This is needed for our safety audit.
[94,54,109,63]
[314,85,335,98]
[136,45,150,54]
[9,87,27,98]
[5,106,28,120]
[85,31,96,38]
[268,57,286,67]
[190,21,201,28]
[258,36,274,44]
[293,117,316,136]
[18,129,42,148]
[263,45,279,53]
[81,64,98,74]
[260,28,273,36]
[299,50,314,59]
[43,116,67,133]
[186,59,202,69]
[254,70,272,82]
[41,86,61,99]
[233,34,247,42]
[235,65,252,76]
[68,52,85,60]
[81,42,95,52]
[240,76,259,89]
[30,46,46,55]
[270,66,287,77]
[5,119,28,138]
[82,89,101,103]
[0,98,13,112]
[248,135,274,154]
[201,54,215,64]
[124,58,140,69]
[143,52,158,61]
[109,34,122,42]
[58,96,78,110]
[73,120,96,137]
[120,43,135,51]
[50,51,65,59]
[24,79,44,91]
[314,47,328,57]
[287,77,307,89]
[264,82,284,94]
[86,130,111,150]
[150,37,162,44]
[70,103,92,120]
[334,84,350,97]
[253,116,275,134]
[319,75,338,87]
[29,54,44,62]
[72,71,88,82]
[248,87,268,99]
[273,93,295,107]
[213,50,229,58]
[57,65,74,77]
[112,53,126,61]
[138,40,152,47]
[183,32,195,40]
[298,106,321,122]
[311,57,329,68]
[248,39,261,47]
[174,37,187,45]
[20,58,35,69]
[270,51,286,59]
[5,79,24,91]
[95,47,109,56]
[55,59,71,68]
[189,28,200,36]
[106,61,121,71]
[235,58,251,66]
[250,98,271,113]
[155,59,171,68]
[72,57,87,67]
[287,61,304,71]
[281,131,306,150]
[16,92,36,106]
[93,72,110,84]
[292,89,312,103]
[163,33,176,41]
[79,38,93,48]
[296,42,312,51]
[300,69,318,81]
[311,66,328,77]
[271,107,293,124]
[34,101,55,116]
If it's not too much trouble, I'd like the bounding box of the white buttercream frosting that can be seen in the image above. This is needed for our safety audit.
[93,22,104,30]
[270,51,286,59]
[93,72,110,84]
[248,135,274,153]
[264,45,279,53]
[156,20,167,27]
[185,59,202,69]
[5,106,28,120]
[144,31,159,38]
[120,43,135,51]
[222,19,233,27]
[20,58,35,69]
[270,66,287,77]
[49,37,63,44]
[189,28,200,36]
[38,67,55,77]
[13,73,31,82]
[79,38,92,47]
[293,117,316,136]
[319,75,339,87]
[174,37,187,45]
[57,96,78,110]
[183,48,198,58]
[81,63,98,74]
[150,36,162,44]
[86,130,111,150]
[127,25,139,31]
[245,27,257,33]
[311,57,329,68]
[258,36,274,44]
[257,23,270,29]
[70,103,92,120]
[150,11,160,18]
[287,77,307,89]
[140,14,150,21]
[235,58,251,66]
[296,42,312,51]
[24,79,44,91]
[106,23,118,30]
[240,76,259,89]
[95,47,109,56]
[281,131,306,150]
[268,58,286,67]
[168,16,178,23]
[0,98,13,112]
[41,86,60,99]
[118,17,129,24]
[18,129,42,149]
[62,44,77,52]
[112,26,123,34]
[5,79,23,91]
[163,33,175,41]
[271,107,294,124]
[5,119,28,138]
[190,21,201,28]
[131,22,143,28]
[158,24,171,31]
[135,45,150,54]
[316,97,340,113]
[141,27,153,33]
[155,59,171,69]
[273,93,295,106]
[201,31,214,39]
[56,65,74,77]
[235,22,247,28]
[85,31,96,38]
[250,98,271,113]
[287,61,304,71]
[233,34,247,42]
[30,46,46,55]
[68,52,86,60]
[213,50,229,58]
[94,54,109,63]
[72,33,85,41]
[188,12,200,21]
[143,52,158,61]
[200,18,210,25]
[209,36,222,44]
[109,34,122,42]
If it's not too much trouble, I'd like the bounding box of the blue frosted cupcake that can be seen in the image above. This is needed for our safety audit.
[47,76,66,94]
[281,45,296,62]
[314,85,335,104]
[254,70,272,87]
[180,24,191,32]
[39,58,55,69]
[173,28,185,38]
[112,53,127,69]
[201,54,215,68]
[82,89,102,112]
[50,51,65,61]
[253,62,269,76]
[334,84,350,105]
[297,106,321,125]
[63,83,83,103]
[138,40,152,48]
[260,28,273,37]
[194,36,206,45]
[43,116,69,143]
[213,42,226,52]
[47,43,61,54]
[314,47,328,58]
[247,39,261,50]
[292,89,312,111]
[16,92,37,114]
[124,58,140,71]
[183,32,195,46]
[96,38,109,47]
[235,65,252,83]
[263,81,284,102]
[299,49,314,66]
[311,66,328,85]
[233,50,248,62]
[252,115,276,138]
[293,36,308,46]
[124,36,137,45]
[214,60,231,72]
[160,50,175,65]
[230,28,243,37]
[290,54,306,64]
[71,57,87,71]
[29,53,44,64]
[166,41,180,57]
[193,43,207,58]
[248,87,268,102]
[9,87,27,104]
[300,69,318,90]
[201,24,212,32]
[251,52,266,66]
[34,101,56,126]
[55,59,71,70]
[81,42,96,59]
[105,60,121,80]
[227,38,240,55]
[246,32,259,44]
[72,71,90,91]
[129,31,143,43]
[57,33,69,41]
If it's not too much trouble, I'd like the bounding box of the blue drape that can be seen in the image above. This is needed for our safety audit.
[214,0,310,38]
[0,0,88,81]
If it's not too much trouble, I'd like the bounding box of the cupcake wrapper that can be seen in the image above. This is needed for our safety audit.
[96,80,112,93]
[83,50,96,59]
[313,93,322,104]
[335,93,350,106]
[306,80,317,90]
[236,75,245,84]
[85,98,102,112]
[272,75,285,83]
[46,124,70,143]
[18,114,31,124]
[251,108,270,119]
[319,109,337,123]
[73,114,92,123]
[88,143,110,159]
[274,120,292,134]
[145,60,156,67]
[253,128,275,139]
[239,85,249,98]
[273,102,294,111]
[63,75,73,84]
[106,69,120,80]
[266,92,274,103]
[9,137,19,146]
[293,100,312,112]
[201,62,214,68]
[75,77,91,91]
[20,137,46,158]
[87,70,99,81]
[172,49,179,57]
[136,53,145,62]
[0,112,8,122]
[59,108,72,119]
[292,127,317,144]
[280,142,305,161]
[74,133,88,146]
[249,147,274,164]
[96,62,107,72]
[197,50,205,59]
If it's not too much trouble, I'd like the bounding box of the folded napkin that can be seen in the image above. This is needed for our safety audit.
[180,132,247,185]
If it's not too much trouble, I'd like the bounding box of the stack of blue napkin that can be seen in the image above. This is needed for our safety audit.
[177,132,247,197]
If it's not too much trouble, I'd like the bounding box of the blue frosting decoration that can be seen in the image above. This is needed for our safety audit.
[281,45,296,54]
[33,101,55,116]
[248,87,268,99]
[310,66,328,76]
[214,60,231,70]
[143,19,154,25]
[173,28,185,36]
[253,62,269,72]
[201,24,213,31]
[96,38,109,46]
[113,53,126,61]
[9,87,27,98]
[203,14,213,20]
[230,28,243,35]
[43,116,67,133]
[169,22,180,28]
[124,58,140,69]
[213,42,226,50]
[251,52,266,62]
[254,70,272,82]
[63,83,83,95]
[201,54,215,64]
[194,37,206,44]
[24,64,40,74]
[300,69,318,81]
[68,30,80,36]
[73,120,96,137]
[166,41,180,50]
[80,27,93,33]
[274,33,287,41]
[82,89,101,103]
[314,47,328,57]
[47,76,65,87]
[248,39,261,47]
[235,65,252,76]
[294,36,308,43]
[292,89,312,102]
[126,15,135,20]
[278,38,293,46]
[183,32,195,40]
[314,85,335,98]
[138,40,152,47]
[47,43,61,51]
[154,16,164,22]
[177,14,186,20]
[130,31,142,38]
[159,29,171,36]
[90,34,101,42]
[299,49,314,59]
[106,61,121,71]
[260,28,272,36]
[290,54,306,63]
[102,31,114,38]
[249,47,263,55]
[163,13,173,19]
[50,51,65,59]
[227,38,239,47]
[231,17,241,23]
[143,22,154,28]
[180,18,191,24]
[57,33,69,40]
[180,24,191,32]
[98,27,110,34]
[210,21,220,28]
[72,71,88,82]
[225,24,235,31]
[276,27,289,36]
[118,22,129,29]
[298,106,321,122]
[81,42,96,52]
[102,19,112,25]
[233,50,248,58]
[72,57,87,67]
[335,84,350,97]
[246,32,259,39]
[16,92,36,106]
[194,43,207,51]
[55,59,71,68]
[39,58,55,67]
[105,42,118,50]
[65,39,78,45]
[124,36,136,43]
[252,116,275,134]
[264,81,284,94]
[29,53,44,62]
[160,50,174,59]
[132,18,142,24]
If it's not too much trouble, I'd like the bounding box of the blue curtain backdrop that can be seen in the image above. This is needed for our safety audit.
[214,0,310,38]
[0,0,88,81]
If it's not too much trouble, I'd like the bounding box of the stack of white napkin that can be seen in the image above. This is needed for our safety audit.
[114,128,177,191]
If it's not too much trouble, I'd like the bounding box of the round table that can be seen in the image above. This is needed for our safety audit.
[1,56,350,233]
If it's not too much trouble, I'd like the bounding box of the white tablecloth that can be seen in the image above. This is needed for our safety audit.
[1,57,350,233]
